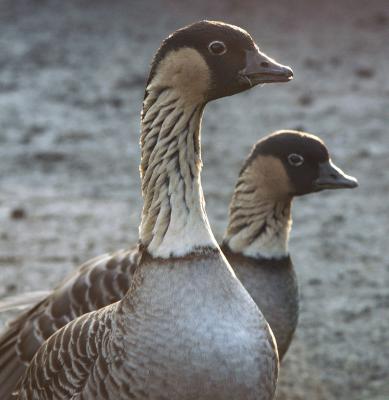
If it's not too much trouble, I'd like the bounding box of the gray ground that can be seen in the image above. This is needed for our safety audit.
[0,0,388,399]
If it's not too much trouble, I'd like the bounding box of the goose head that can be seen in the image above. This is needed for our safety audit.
[146,20,293,103]
[241,130,358,199]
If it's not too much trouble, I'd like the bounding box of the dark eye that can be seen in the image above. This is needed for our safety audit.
[288,153,304,167]
[208,41,227,55]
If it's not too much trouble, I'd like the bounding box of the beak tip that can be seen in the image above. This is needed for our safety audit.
[350,178,359,188]
[343,175,359,189]
[284,66,293,79]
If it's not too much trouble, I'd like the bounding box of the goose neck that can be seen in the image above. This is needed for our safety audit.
[139,87,218,258]
[224,181,292,260]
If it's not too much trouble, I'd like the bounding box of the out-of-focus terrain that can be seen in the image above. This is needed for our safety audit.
[0,1,388,399]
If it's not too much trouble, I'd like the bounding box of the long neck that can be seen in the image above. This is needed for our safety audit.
[223,174,292,260]
[139,86,218,258]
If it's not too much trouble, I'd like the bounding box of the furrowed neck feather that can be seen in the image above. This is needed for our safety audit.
[139,85,218,258]
[224,157,293,260]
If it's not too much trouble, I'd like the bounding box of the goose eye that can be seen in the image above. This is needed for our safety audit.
[288,153,304,167]
[208,41,227,55]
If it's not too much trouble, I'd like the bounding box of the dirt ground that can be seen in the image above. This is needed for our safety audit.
[0,1,388,399]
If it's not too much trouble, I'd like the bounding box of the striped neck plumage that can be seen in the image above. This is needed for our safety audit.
[223,174,292,260]
[139,86,218,258]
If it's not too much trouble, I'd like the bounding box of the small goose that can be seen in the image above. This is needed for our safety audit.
[222,130,358,360]
[12,21,292,399]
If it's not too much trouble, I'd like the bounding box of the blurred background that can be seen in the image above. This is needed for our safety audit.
[0,0,388,398]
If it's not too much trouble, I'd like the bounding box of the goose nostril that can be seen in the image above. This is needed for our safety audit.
[330,173,338,179]
[260,61,269,68]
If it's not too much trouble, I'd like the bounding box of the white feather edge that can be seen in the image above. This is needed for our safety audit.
[0,291,50,312]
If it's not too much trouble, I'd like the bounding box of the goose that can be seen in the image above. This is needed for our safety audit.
[222,129,358,360]
[10,21,293,400]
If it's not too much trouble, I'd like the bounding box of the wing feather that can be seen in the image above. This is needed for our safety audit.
[0,249,135,399]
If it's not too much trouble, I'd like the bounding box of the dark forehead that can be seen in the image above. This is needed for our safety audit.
[244,131,329,169]
[172,21,253,46]
[154,20,254,59]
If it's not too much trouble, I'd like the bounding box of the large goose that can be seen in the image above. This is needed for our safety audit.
[222,130,358,360]
[11,21,293,399]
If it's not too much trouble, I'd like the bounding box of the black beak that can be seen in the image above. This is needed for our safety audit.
[239,47,293,86]
[313,160,358,190]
